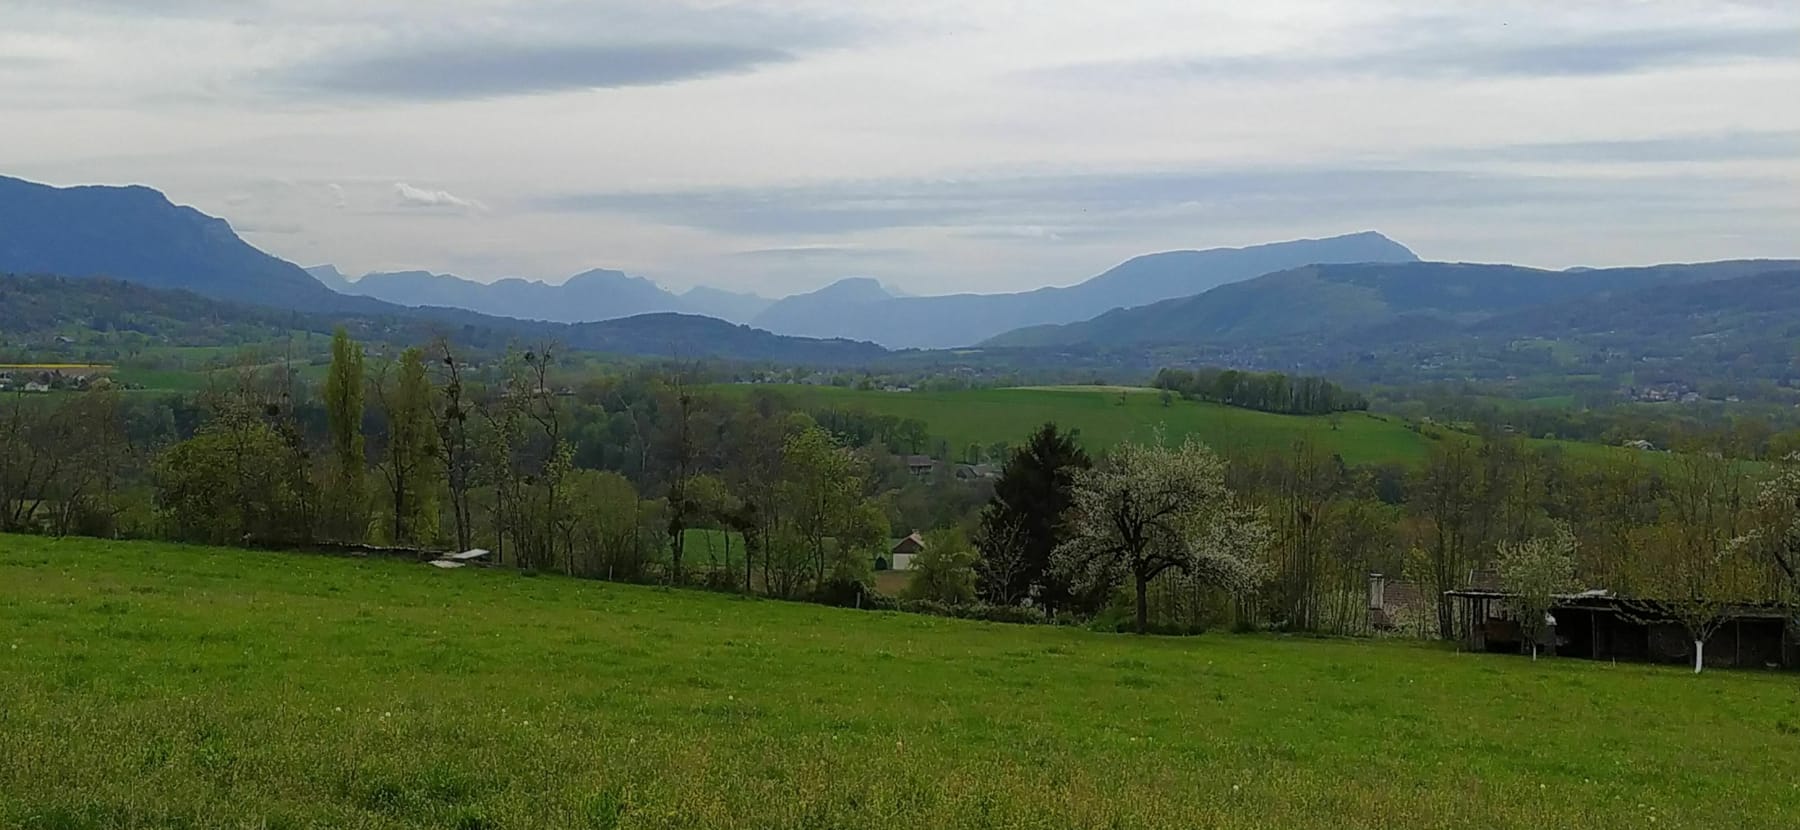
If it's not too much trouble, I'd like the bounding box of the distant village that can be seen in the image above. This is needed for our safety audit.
[0,366,115,394]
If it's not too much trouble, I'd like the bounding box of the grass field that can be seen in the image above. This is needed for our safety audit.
[0,363,114,371]
[5,535,1799,828]
[722,385,1437,467]
[719,385,1651,468]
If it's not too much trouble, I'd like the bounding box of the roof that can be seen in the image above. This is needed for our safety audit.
[904,455,934,467]
[1380,580,1424,610]
[891,532,926,554]
[1446,588,1791,620]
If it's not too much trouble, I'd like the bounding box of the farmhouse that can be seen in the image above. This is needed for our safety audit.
[1447,585,1794,670]
[903,455,936,477]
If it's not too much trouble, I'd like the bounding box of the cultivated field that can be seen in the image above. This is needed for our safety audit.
[4,535,1797,828]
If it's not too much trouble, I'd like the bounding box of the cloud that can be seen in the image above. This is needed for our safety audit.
[282,41,796,101]
[530,165,1792,242]
[1464,130,1800,164]
[734,244,905,259]
[254,1,866,102]
[1053,24,1800,83]
[393,182,484,211]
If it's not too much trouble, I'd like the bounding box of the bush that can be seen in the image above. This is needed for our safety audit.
[893,599,1048,626]
[808,576,875,608]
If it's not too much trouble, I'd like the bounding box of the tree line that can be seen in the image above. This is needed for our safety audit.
[1153,367,1369,415]
[6,330,1800,648]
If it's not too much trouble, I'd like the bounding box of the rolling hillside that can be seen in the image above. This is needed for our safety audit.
[0,273,890,367]
[988,259,1800,348]
[718,384,1658,468]
[722,385,1435,466]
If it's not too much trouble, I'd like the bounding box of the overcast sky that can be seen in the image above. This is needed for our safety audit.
[5,0,1798,296]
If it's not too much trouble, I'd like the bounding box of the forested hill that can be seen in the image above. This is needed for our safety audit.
[0,274,890,366]
[986,259,1800,348]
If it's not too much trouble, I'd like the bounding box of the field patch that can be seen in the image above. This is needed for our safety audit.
[721,385,1439,466]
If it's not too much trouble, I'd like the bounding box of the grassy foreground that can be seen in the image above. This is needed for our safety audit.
[4,536,1799,829]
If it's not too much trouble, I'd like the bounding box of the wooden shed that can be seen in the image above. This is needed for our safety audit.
[1447,588,1795,670]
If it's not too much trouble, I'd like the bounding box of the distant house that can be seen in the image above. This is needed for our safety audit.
[1622,439,1657,451]
[953,463,1001,481]
[22,381,51,394]
[881,532,927,571]
[904,455,936,477]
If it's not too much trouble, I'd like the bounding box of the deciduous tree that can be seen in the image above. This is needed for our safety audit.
[1495,526,1578,659]
[322,327,367,541]
[373,347,438,547]
[1054,434,1269,634]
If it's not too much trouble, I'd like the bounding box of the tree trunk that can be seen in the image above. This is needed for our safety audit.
[1694,639,1705,674]
[1135,576,1149,635]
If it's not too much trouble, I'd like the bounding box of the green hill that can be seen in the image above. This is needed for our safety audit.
[4,535,1795,827]
[985,260,1800,348]
[719,384,1662,469]
[722,385,1444,466]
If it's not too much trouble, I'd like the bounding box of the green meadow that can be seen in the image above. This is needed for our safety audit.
[722,385,1432,466]
[721,385,1644,468]
[4,534,1798,828]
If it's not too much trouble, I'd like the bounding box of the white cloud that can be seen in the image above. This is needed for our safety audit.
[393,182,485,211]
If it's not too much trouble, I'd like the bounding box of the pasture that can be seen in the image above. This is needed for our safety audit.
[721,385,1435,466]
[4,535,1798,828]
[720,385,1651,468]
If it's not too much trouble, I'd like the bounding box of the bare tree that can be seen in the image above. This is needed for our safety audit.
[429,337,477,552]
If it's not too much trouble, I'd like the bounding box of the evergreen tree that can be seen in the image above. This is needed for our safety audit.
[973,422,1092,612]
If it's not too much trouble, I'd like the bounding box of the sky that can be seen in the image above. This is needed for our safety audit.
[4,0,1799,297]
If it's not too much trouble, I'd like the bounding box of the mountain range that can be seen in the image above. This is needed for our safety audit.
[308,266,774,324]
[7,171,1799,390]
[309,233,1417,348]
[984,260,1800,348]
[0,176,879,365]
[748,232,1420,348]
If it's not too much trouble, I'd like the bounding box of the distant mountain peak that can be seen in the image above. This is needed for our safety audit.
[813,276,895,300]
[304,264,357,293]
